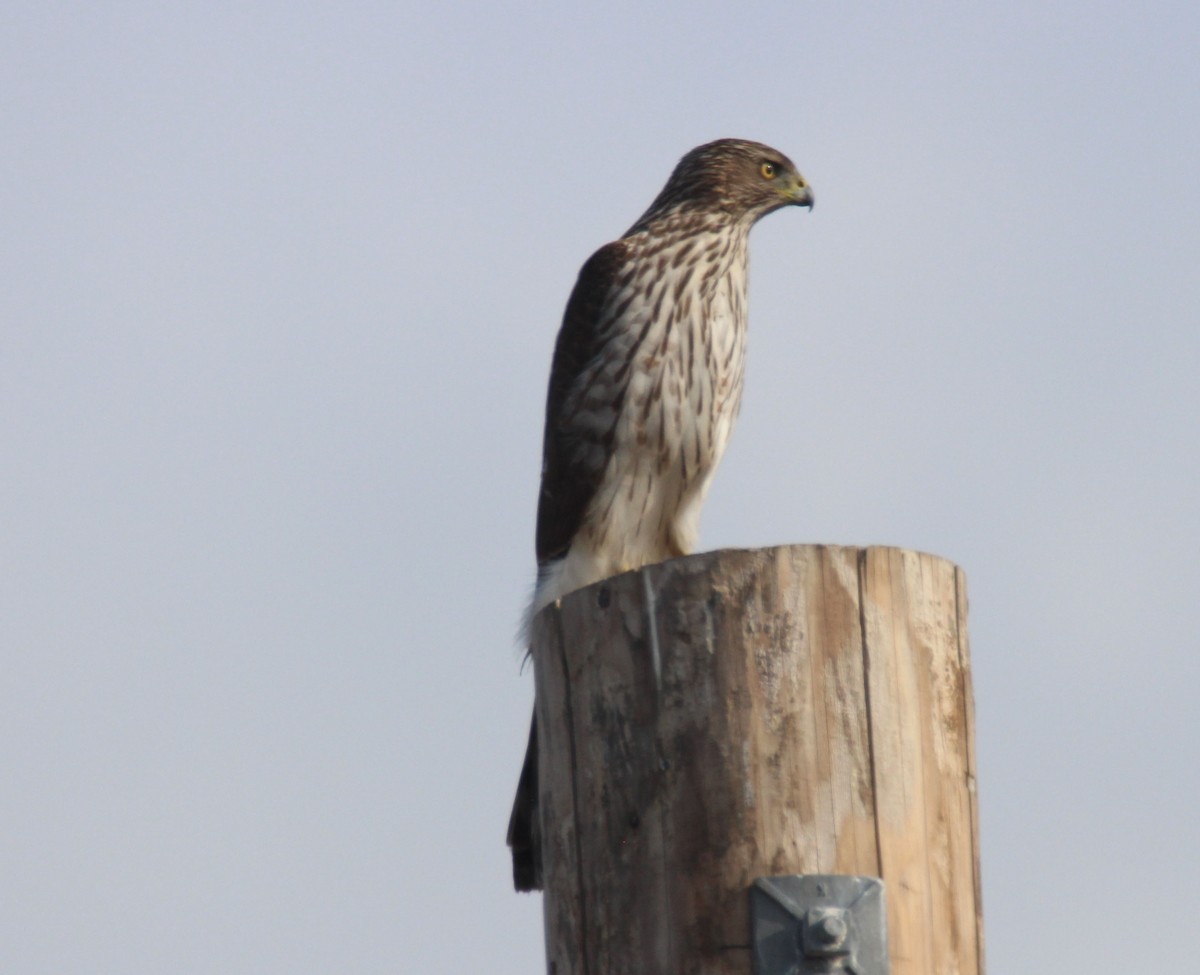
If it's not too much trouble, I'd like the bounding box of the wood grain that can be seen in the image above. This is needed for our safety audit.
[532,544,983,975]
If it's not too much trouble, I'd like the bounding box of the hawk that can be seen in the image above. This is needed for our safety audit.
[508,139,812,891]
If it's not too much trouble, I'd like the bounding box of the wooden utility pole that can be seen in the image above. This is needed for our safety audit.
[530,544,983,975]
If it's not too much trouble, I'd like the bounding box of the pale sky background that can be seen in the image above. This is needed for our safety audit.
[3,2,1199,972]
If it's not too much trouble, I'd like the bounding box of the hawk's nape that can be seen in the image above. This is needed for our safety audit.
[509,139,812,892]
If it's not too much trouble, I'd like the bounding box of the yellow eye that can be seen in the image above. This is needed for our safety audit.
[760,161,777,179]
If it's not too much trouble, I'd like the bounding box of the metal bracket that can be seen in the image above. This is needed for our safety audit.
[750,874,888,975]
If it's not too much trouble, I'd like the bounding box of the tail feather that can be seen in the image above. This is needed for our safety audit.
[506,712,542,892]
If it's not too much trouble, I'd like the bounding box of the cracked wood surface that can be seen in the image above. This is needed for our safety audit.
[532,544,983,975]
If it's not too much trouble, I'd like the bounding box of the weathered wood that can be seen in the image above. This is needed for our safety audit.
[531,544,983,975]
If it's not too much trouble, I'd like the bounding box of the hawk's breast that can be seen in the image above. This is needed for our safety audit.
[580,224,750,571]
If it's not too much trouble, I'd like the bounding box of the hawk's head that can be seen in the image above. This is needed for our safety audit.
[643,139,813,225]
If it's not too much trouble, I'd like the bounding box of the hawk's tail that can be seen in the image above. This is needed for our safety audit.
[506,712,542,892]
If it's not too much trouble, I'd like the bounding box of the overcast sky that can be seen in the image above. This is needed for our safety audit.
[3,3,1198,972]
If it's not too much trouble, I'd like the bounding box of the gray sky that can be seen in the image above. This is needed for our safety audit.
[4,2,1198,972]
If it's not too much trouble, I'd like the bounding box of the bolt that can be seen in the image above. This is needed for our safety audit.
[811,915,847,947]
[802,908,850,957]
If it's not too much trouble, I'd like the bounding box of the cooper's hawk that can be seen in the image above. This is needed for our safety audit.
[508,139,812,891]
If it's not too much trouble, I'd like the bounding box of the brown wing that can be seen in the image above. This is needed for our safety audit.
[535,240,629,566]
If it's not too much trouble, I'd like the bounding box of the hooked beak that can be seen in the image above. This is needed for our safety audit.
[786,175,814,210]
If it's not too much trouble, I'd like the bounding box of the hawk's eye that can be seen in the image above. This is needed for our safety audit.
[760,161,777,179]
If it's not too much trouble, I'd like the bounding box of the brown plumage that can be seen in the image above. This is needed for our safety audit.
[509,139,812,891]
